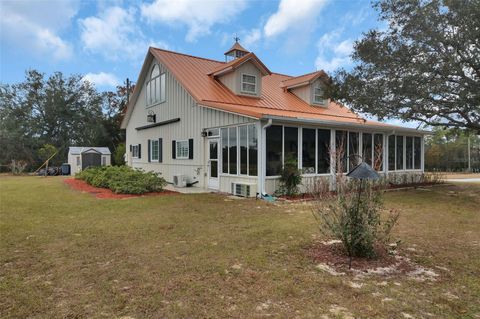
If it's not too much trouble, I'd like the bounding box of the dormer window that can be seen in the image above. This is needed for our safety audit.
[241,74,256,94]
[313,85,326,105]
[146,64,166,107]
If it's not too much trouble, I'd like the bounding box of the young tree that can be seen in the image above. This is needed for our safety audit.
[329,0,480,133]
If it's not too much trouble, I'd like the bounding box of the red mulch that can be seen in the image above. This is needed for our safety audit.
[64,178,178,199]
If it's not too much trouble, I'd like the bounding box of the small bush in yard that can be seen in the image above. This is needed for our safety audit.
[76,166,167,194]
[278,156,302,196]
[311,178,399,267]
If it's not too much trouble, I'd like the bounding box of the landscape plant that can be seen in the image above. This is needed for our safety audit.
[76,166,167,194]
[278,156,302,196]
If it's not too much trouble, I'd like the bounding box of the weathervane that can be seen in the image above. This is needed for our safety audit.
[234,34,240,43]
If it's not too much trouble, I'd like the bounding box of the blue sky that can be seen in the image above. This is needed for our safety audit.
[1,0,381,90]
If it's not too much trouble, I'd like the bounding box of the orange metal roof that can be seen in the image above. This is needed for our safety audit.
[207,52,271,76]
[141,47,414,131]
[281,70,327,88]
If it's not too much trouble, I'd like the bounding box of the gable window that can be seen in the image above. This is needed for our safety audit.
[176,140,189,159]
[146,64,166,107]
[313,85,326,105]
[241,74,256,94]
[150,139,159,161]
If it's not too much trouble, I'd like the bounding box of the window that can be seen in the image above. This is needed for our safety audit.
[241,74,256,94]
[335,130,348,173]
[406,136,413,169]
[396,136,404,170]
[132,145,139,158]
[248,125,258,176]
[176,140,189,159]
[374,134,383,171]
[349,132,359,170]
[266,125,283,176]
[317,129,331,174]
[150,140,159,161]
[284,127,298,166]
[363,133,373,166]
[239,126,248,175]
[146,65,166,106]
[229,127,237,174]
[302,128,316,173]
[221,128,229,173]
[76,156,80,166]
[414,137,421,169]
[388,135,395,171]
[102,156,106,166]
[313,85,326,105]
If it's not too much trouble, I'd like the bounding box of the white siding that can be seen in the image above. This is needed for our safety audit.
[217,61,263,98]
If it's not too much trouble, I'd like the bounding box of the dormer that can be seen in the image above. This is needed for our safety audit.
[208,41,271,98]
[281,70,329,107]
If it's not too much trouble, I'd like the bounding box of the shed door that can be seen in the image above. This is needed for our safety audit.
[82,153,101,170]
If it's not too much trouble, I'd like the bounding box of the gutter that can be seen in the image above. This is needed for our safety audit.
[261,115,431,134]
[260,119,273,196]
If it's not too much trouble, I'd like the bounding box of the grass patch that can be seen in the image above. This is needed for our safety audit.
[1,176,479,318]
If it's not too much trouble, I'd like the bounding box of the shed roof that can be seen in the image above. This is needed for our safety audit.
[69,147,111,155]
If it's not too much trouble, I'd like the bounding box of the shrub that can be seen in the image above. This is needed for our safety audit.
[277,156,302,196]
[311,177,399,267]
[76,166,167,194]
[112,143,126,166]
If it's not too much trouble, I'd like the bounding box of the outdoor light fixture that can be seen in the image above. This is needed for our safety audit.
[147,110,156,123]
[201,129,208,137]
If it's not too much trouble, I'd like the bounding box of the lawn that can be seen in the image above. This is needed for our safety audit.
[1,176,479,318]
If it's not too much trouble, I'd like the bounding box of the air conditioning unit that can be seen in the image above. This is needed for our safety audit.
[231,182,257,198]
[173,175,189,187]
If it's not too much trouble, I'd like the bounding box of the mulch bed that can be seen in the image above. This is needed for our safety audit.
[307,241,413,273]
[64,178,178,199]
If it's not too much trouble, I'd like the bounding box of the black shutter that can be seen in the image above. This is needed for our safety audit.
[188,138,194,159]
[129,144,132,152]
[159,138,163,163]
[172,140,176,159]
[138,144,141,159]
[147,139,151,162]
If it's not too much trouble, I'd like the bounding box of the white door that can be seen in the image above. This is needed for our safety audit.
[208,139,219,189]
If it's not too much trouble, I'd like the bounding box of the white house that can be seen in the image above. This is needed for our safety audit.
[67,147,111,175]
[121,41,427,196]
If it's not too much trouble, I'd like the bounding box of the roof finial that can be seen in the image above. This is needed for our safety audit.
[234,35,240,43]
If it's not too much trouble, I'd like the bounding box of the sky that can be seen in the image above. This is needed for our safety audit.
[0,0,418,127]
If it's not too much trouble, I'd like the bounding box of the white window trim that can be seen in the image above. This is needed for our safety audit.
[219,124,258,177]
[132,145,139,159]
[150,140,160,162]
[146,64,166,108]
[313,84,326,105]
[240,73,257,94]
[176,140,189,159]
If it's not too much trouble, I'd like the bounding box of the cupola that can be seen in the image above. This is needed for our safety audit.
[224,37,250,61]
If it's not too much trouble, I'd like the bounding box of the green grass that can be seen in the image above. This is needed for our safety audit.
[1,176,479,318]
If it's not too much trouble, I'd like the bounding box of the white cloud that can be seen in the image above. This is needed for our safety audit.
[140,0,248,42]
[0,0,78,60]
[243,28,262,48]
[264,0,328,38]
[83,72,120,88]
[79,6,171,62]
[315,29,354,73]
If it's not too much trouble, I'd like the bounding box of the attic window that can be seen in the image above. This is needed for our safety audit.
[313,85,326,105]
[146,64,166,107]
[241,74,256,94]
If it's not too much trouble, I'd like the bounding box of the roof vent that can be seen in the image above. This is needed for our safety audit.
[224,37,249,62]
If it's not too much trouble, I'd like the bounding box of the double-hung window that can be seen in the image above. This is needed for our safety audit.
[146,65,166,106]
[176,140,189,159]
[241,74,256,94]
[150,140,159,161]
[313,85,326,105]
[132,145,139,158]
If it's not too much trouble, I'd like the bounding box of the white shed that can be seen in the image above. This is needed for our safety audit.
[67,147,111,175]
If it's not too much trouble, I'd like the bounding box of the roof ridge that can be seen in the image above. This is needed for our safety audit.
[149,46,224,64]
[281,70,323,82]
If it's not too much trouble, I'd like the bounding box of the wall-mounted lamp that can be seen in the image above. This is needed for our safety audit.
[147,110,156,123]
[201,129,208,137]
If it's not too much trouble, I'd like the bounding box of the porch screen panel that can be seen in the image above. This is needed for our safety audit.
[248,125,258,176]
[396,135,404,170]
[374,134,383,171]
[335,130,347,173]
[302,128,316,173]
[221,128,228,173]
[363,133,373,166]
[414,137,421,169]
[229,127,237,174]
[239,126,248,175]
[284,127,298,165]
[388,135,395,170]
[406,136,413,169]
[317,129,331,174]
[266,125,282,176]
[349,132,359,170]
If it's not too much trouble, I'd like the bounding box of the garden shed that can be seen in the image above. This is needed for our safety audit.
[67,147,111,175]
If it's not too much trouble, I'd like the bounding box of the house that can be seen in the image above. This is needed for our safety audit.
[67,147,111,175]
[121,41,427,196]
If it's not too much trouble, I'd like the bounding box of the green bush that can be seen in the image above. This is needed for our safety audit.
[277,156,302,196]
[76,166,167,194]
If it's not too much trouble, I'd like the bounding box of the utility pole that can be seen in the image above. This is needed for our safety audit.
[126,78,130,103]
[467,135,471,172]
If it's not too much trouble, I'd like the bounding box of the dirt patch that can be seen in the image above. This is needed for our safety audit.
[64,178,178,199]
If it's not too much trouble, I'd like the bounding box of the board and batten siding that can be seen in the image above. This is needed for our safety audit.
[125,58,256,188]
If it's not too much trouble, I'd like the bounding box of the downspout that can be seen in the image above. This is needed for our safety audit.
[260,119,273,196]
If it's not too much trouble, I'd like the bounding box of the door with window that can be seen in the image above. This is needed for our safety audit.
[208,139,219,189]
